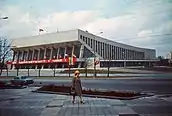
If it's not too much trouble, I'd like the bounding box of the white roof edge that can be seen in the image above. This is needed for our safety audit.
[12,29,79,48]
[78,29,155,51]
[11,29,79,40]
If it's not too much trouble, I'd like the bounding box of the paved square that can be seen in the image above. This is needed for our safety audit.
[0,87,172,116]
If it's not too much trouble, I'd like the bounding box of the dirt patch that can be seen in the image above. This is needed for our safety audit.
[36,85,145,99]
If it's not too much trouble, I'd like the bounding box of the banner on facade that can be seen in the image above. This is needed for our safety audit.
[6,58,77,65]
[85,57,100,68]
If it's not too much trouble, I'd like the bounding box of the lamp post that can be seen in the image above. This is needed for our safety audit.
[93,31,103,78]
[122,51,126,68]
[0,17,8,20]
[107,48,115,77]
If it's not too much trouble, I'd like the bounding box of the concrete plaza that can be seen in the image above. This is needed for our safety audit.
[0,87,172,116]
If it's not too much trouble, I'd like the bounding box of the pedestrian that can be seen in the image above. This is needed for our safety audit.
[71,70,85,104]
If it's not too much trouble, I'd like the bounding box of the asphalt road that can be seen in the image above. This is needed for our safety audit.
[33,77,172,94]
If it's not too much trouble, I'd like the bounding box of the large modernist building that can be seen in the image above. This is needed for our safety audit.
[8,29,156,69]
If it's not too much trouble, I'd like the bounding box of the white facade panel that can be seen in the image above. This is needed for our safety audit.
[78,29,156,59]
[11,29,155,60]
[12,29,78,48]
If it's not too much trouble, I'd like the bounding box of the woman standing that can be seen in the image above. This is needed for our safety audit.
[71,70,85,104]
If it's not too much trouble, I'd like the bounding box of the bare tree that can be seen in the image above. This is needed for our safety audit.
[0,36,12,76]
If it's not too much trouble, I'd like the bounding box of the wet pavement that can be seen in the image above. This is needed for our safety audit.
[0,87,172,116]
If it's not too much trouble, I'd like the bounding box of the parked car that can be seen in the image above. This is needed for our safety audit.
[0,81,6,88]
[11,76,34,86]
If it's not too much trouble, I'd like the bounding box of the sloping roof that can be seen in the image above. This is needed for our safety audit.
[11,29,79,48]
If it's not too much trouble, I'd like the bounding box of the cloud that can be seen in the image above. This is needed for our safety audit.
[0,0,172,57]
[39,10,101,33]
[138,30,153,37]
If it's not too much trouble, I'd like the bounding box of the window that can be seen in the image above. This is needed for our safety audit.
[93,39,95,50]
[117,47,119,60]
[80,35,82,40]
[90,39,93,48]
[88,38,90,46]
[103,43,105,58]
[85,37,87,44]
[98,41,100,54]
[95,40,98,52]
[109,45,112,59]
[83,36,85,42]
[100,42,102,56]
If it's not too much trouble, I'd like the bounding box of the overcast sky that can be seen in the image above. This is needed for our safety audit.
[0,0,172,57]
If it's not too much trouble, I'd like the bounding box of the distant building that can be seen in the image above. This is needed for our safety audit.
[166,52,172,66]
[167,52,172,59]
[7,29,157,69]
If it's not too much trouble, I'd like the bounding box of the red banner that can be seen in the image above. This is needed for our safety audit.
[7,58,77,65]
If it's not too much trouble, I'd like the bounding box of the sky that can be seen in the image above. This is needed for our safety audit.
[0,0,172,57]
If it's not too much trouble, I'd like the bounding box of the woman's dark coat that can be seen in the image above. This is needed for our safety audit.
[72,77,82,96]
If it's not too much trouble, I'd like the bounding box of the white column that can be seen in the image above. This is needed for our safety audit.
[12,51,18,69]
[50,47,53,59]
[79,45,84,58]
[102,43,104,59]
[43,48,47,59]
[62,46,67,68]
[57,47,60,59]
[35,49,39,69]
[15,51,18,61]
[63,46,67,58]
[19,51,23,61]
[21,50,25,61]
[49,47,53,68]
[72,45,74,56]
[78,45,84,68]
[32,49,35,60]
[42,48,47,69]
[26,50,29,61]
[37,48,40,60]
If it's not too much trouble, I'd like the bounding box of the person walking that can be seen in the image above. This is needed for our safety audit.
[71,70,85,104]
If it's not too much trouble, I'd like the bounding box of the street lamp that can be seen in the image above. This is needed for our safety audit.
[107,48,115,77]
[122,51,126,68]
[93,31,103,78]
[0,17,8,20]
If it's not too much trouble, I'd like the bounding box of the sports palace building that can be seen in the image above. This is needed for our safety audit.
[7,29,156,69]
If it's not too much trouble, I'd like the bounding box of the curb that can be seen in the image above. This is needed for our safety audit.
[32,90,151,100]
